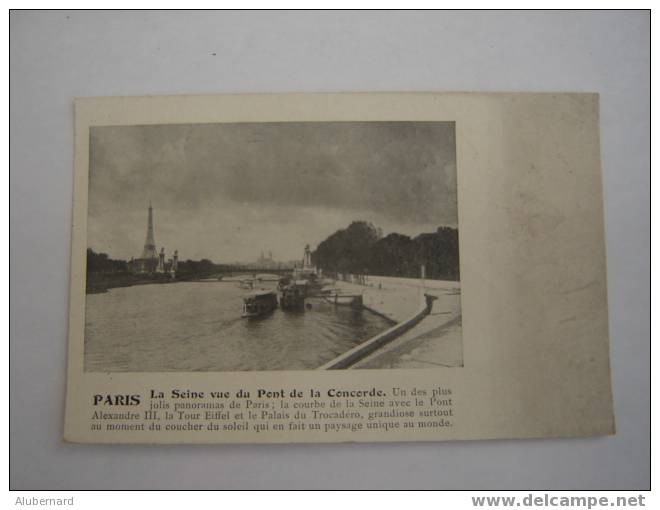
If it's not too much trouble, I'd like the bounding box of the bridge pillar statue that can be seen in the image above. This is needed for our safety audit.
[303,244,312,270]
[158,247,165,273]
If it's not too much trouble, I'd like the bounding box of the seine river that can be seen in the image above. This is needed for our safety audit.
[84,280,391,372]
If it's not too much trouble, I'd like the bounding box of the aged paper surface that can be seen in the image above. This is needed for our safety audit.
[64,92,614,443]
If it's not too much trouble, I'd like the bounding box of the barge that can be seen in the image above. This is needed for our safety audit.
[242,291,278,318]
[279,279,308,310]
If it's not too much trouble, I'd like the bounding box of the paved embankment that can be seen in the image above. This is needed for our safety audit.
[328,276,463,369]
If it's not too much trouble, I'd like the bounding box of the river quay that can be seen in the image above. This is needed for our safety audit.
[332,276,463,369]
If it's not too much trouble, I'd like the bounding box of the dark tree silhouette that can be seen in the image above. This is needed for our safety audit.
[312,221,381,274]
[370,233,416,277]
[86,248,128,273]
[312,223,460,281]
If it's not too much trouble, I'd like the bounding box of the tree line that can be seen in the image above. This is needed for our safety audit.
[177,258,232,276]
[311,221,460,281]
[86,248,128,273]
[86,248,231,278]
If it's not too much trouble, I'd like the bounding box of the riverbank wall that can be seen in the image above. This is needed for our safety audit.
[85,272,175,294]
[85,270,242,294]
[319,292,435,369]
[319,275,463,369]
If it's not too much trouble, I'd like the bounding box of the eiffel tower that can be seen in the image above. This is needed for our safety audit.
[141,202,158,260]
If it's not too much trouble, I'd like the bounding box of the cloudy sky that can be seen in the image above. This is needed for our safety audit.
[87,122,457,263]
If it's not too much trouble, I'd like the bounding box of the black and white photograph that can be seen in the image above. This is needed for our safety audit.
[84,121,462,372]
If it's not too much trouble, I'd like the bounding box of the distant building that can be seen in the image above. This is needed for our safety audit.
[254,250,279,269]
[128,203,178,276]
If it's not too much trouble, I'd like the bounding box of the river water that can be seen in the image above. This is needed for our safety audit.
[84,281,392,372]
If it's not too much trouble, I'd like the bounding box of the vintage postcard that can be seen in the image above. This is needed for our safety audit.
[64,93,614,443]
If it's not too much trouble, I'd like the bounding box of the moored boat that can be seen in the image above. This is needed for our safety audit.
[279,280,307,310]
[242,291,278,318]
[239,279,255,290]
[324,293,363,309]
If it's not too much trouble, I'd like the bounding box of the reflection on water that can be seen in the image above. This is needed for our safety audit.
[84,281,391,372]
